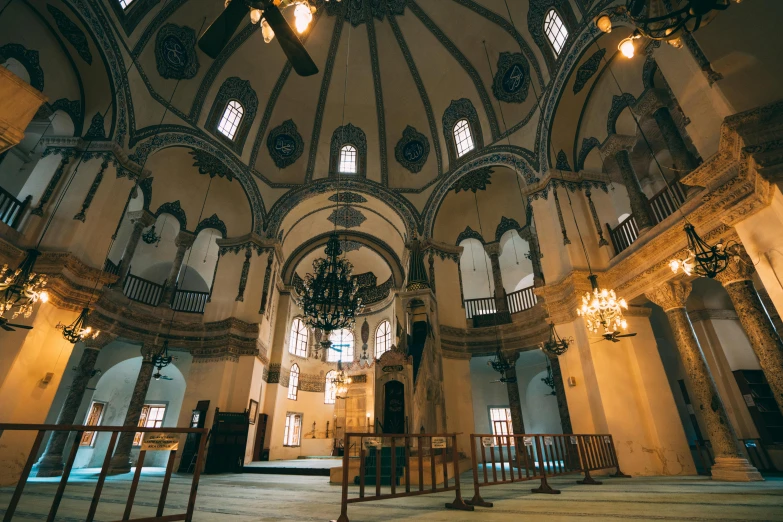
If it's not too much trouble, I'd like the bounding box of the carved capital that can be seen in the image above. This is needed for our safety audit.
[175,230,196,249]
[83,331,117,350]
[140,343,161,362]
[484,242,502,256]
[128,209,155,228]
[714,243,755,285]
[600,134,636,159]
[632,89,667,119]
[645,279,692,312]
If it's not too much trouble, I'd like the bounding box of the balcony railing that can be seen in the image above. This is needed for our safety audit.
[171,288,209,314]
[464,296,496,319]
[507,285,537,314]
[607,214,639,255]
[103,258,120,276]
[122,273,164,307]
[0,187,30,229]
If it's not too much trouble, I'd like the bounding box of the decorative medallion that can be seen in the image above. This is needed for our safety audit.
[328,206,366,229]
[555,150,572,171]
[452,167,492,193]
[190,149,233,180]
[47,5,92,65]
[329,192,367,204]
[155,24,199,80]
[84,113,106,140]
[573,48,605,95]
[340,240,363,252]
[492,52,530,103]
[361,318,369,350]
[320,0,406,27]
[394,125,429,174]
[266,119,304,169]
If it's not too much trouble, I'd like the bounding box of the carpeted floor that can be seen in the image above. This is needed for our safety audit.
[1,470,782,521]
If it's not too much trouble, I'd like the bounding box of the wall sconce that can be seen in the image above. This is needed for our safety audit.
[42,372,54,384]
[567,376,577,387]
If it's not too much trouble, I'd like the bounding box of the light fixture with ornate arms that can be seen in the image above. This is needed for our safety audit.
[0,249,49,322]
[540,322,573,356]
[56,307,100,343]
[577,275,629,334]
[334,362,352,399]
[669,223,735,278]
[488,349,516,383]
[152,341,174,381]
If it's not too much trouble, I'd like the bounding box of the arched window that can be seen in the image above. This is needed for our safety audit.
[118,0,135,8]
[453,119,474,157]
[328,329,354,363]
[289,318,308,357]
[325,370,337,404]
[375,320,391,359]
[217,100,244,140]
[339,145,357,174]
[288,364,300,400]
[543,10,568,56]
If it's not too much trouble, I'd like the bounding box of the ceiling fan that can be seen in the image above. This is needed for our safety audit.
[198,0,319,77]
[595,331,637,343]
[0,316,34,332]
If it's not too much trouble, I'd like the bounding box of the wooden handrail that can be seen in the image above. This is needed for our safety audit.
[506,285,537,314]
[171,288,210,314]
[464,296,496,319]
[123,272,165,307]
[0,186,31,230]
[607,214,639,256]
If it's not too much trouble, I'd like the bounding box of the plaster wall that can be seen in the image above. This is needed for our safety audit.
[442,356,474,453]
[432,255,464,328]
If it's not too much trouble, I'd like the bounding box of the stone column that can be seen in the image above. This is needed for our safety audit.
[653,106,698,173]
[109,344,156,474]
[547,353,572,434]
[117,210,155,287]
[504,352,525,435]
[485,243,508,313]
[35,333,116,477]
[602,135,654,232]
[646,280,762,481]
[716,245,783,415]
[161,230,196,304]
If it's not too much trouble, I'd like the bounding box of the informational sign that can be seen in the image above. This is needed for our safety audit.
[432,437,447,449]
[523,436,533,447]
[364,438,381,448]
[382,365,404,373]
[481,437,495,448]
[570,436,578,445]
[544,436,554,446]
[743,394,756,407]
[603,436,611,444]
[140,433,179,451]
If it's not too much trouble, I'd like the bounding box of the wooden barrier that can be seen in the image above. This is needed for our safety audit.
[332,432,473,522]
[0,423,208,522]
[467,433,629,507]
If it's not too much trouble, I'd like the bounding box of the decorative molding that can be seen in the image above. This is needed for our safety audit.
[688,308,739,322]
[456,225,484,246]
[394,125,429,174]
[451,167,492,193]
[329,192,367,204]
[0,43,44,91]
[443,98,484,163]
[572,47,604,94]
[205,77,258,155]
[259,253,273,315]
[190,149,233,181]
[585,188,608,247]
[492,52,531,104]
[327,206,366,229]
[365,12,388,184]
[236,248,252,302]
[73,158,109,222]
[607,93,636,135]
[576,136,600,171]
[31,151,75,216]
[195,213,227,238]
[340,240,363,252]
[553,187,570,245]
[46,4,92,65]
[319,0,406,26]
[555,150,572,171]
[266,119,304,169]
[154,24,199,80]
[108,0,158,36]
[329,123,367,177]
[155,200,187,230]
[84,113,106,140]
[495,216,523,242]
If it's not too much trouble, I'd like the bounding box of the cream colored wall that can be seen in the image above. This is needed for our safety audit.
[442,356,474,453]
[432,256,464,328]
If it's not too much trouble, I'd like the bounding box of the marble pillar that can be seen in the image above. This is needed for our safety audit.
[547,353,573,434]
[716,245,783,415]
[117,210,155,287]
[504,352,525,435]
[653,106,698,173]
[646,280,762,481]
[161,230,196,303]
[34,333,116,477]
[108,344,156,474]
[615,148,654,231]
[485,243,508,313]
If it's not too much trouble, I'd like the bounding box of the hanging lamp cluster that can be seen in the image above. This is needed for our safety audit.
[333,362,352,399]
[577,275,629,334]
[669,223,735,278]
[540,322,572,356]
[489,349,516,383]
[56,307,100,343]
[152,341,174,381]
[0,249,49,321]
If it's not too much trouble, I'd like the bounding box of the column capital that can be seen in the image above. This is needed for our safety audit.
[140,343,162,361]
[632,88,668,118]
[646,279,692,312]
[599,134,636,159]
[83,331,117,350]
[175,230,196,249]
[128,209,156,228]
[484,242,502,256]
[715,244,755,285]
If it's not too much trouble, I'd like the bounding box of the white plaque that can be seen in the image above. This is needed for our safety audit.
[603,436,611,444]
[140,433,179,451]
[570,436,578,445]
[432,437,447,449]
[481,437,495,448]
[523,436,533,446]
[365,438,381,448]
[544,436,554,446]
[743,394,756,407]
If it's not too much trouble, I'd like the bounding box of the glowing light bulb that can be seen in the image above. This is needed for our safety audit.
[40,291,49,303]
[261,18,275,43]
[669,259,680,273]
[619,37,635,58]
[294,2,313,34]
[595,15,612,33]
[250,8,262,24]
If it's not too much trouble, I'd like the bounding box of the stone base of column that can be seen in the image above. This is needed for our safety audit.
[33,455,65,478]
[710,457,763,482]
[108,454,133,475]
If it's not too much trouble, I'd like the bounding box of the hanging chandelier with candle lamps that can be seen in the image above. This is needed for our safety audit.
[488,349,517,383]
[0,249,49,321]
[540,322,573,356]
[333,363,352,399]
[577,275,629,334]
[152,341,174,381]
[56,307,100,343]
[668,223,735,278]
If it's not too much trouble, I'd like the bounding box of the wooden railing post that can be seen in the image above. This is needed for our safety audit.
[335,433,350,522]
[444,434,472,511]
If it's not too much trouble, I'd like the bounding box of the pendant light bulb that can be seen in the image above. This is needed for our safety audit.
[619,37,636,58]
[595,14,612,33]
[294,2,313,34]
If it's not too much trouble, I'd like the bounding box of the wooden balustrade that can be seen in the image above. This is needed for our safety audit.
[464,297,496,319]
[507,285,537,314]
[649,179,687,225]
[103,258,120,276]
[122,272,164,307]
[0,187,30,229]
[171,289,210,314]
[606,214,639,256]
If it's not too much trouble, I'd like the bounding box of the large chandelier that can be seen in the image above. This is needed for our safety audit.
[296,233,362,335]
[0,249,49,320]
[669,224,734,278]
[540,322,572,356]
[334,364,352,399]
[248,0,316,43]
[488,349,516,383]
[152,341,174,381]
[56,307,100,343]
[577,275,629,334]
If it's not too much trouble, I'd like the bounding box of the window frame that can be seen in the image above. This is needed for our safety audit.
[328,328,355,363]
[288,363,300,400]
[329,124,367,177]
[108,0,158,36]
[283,412,303,447]
[325,370,337,404]
[375,320,392,359]
[205,77,258,154]
[133,403,168,447]
[80,401,106,447]
[216,99,244,140]
[453,119,475,158]
[338,144,358,174]
[488,406,514,446]
[289,318,309,358]
[543,9,569,57]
